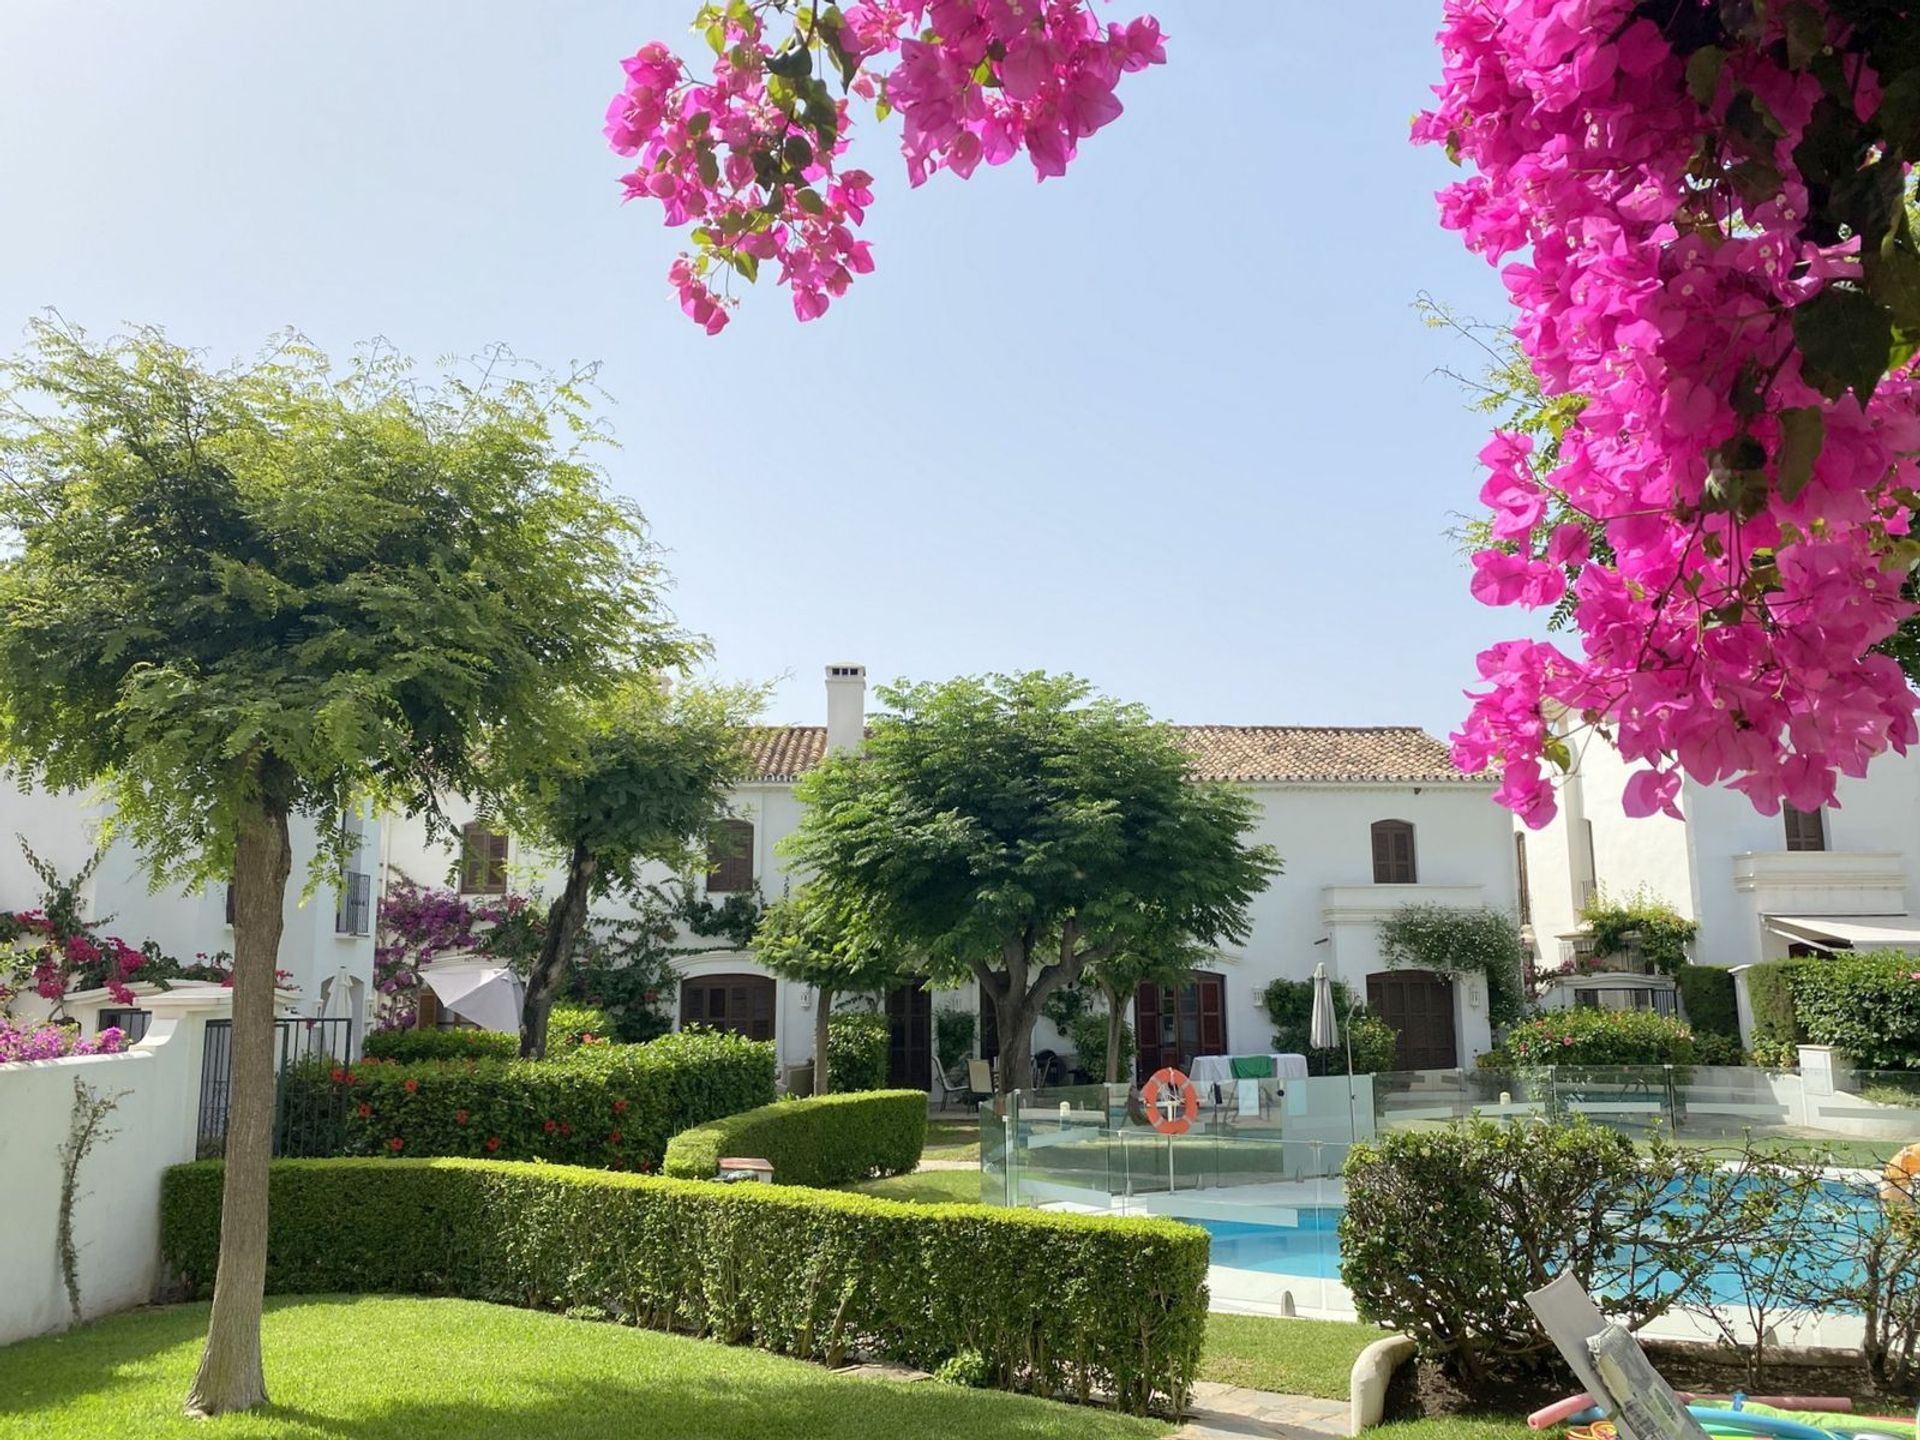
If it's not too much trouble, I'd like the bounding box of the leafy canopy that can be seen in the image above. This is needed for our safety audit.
[0,320,677,880]
[784,672,1280,985]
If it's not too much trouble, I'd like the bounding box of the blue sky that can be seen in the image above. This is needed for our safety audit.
[0,1,1517,736]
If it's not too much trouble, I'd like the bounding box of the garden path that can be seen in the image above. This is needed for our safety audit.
[1175,1381,1349,1440]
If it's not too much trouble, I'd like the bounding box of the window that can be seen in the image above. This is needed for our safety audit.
[459,821,509,894]
[1784,804,1827,853]
[99,1007,151,1043]
[1370,819,1417,884]
[680,973,775,1041]
[1515,833,1532,926]
[706,818,754,893]
[224,884,234,925]
[335,870,372,936]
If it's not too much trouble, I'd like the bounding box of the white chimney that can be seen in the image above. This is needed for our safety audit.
[825,663,867,753]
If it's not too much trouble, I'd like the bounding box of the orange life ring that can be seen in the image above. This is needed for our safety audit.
[1141,1067,1198,1135]
[1881,1144,1920,1207]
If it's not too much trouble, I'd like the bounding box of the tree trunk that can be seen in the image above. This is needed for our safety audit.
[813,986,834,1096]
[993,993,1033,1098]
[184,795,291,1418]
[519,842,595,1059]
[1099,978,1125,1086]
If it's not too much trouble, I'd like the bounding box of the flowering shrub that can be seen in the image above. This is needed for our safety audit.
[372,879,536,1031]
[1420,2,1920,825]
[0,1019,126,1064]
[1505,1007,1695,1068]
[606,1,1165,330]
[284,1028,776,1170]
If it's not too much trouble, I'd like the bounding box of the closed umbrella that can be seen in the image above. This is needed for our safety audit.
[1309,963,1339,1051]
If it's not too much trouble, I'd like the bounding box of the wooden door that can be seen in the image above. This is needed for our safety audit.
[1133,972,1227,1083]
[1366,969,1457,1070]
[886,984,933,1090]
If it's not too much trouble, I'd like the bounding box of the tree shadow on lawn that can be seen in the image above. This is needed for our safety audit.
[1,1295,1168,1440]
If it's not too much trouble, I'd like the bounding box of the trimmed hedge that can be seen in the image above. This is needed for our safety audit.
[1790,952,1920,1071]
[159,1157,1207,1415]
[825,1012,890,1092]
[362,1027,518,1063]
[1504,1007,1695,1067]
[1746,958,1808,1052]
[1677,965,1738,1040]
[662,1089,927,1187]
[291,1029,775,1170]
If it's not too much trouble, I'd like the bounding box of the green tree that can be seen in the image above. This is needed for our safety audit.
[0,322,672,1415]
[754,884,904,1094]
[1082,943,1202,1085]
[507,678,763,1058]
[785,673,1280,1095]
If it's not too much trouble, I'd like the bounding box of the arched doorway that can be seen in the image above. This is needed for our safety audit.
[1366,969,1457,1070]
[680,973,776,1042]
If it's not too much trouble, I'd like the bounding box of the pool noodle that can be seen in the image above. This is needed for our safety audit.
[1530,1394,1598,1428]
[1690,1408,1865,1440]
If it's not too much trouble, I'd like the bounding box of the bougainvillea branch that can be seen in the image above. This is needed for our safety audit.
[1420,0,1920,826]
[607,0,1166,330]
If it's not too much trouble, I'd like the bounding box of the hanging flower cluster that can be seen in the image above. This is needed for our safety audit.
[372,879,536,1030]
[2,906,227,1013]
[606,0,1165,330]
[1419,0,1920,826]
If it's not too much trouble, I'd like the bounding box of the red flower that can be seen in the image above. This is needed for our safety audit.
[608,1130,622,1145]
[560,1122,572,1135]
[455,1109,469,1125]
[485,1136,501,1152]
[388,1136,405,1152]
[330,1068,347,1084]
[356,1102,372,1119]
[612,1098,628,1115]
[403,1077,419,1094]
[544,1119,558,1133]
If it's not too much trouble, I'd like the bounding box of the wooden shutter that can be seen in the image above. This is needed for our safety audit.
[1371,820,1416,884]
[706,819,755,893]
[1133,981,1164,1084]
[1195,973,1227,1059]
[1515,833,1532,925]
[460,822,509,894]
[1784,805,1826,853]
[679,974,774,1042]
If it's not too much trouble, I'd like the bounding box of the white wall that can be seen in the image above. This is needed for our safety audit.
[0,994,221,1345]
[3,779,380,1042]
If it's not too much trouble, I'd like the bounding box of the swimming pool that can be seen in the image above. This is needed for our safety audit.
[1181,1183,1888,1308]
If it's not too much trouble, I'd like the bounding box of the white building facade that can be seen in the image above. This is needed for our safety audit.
[1,780,381,1044]
[383,666,1522,1086]
[1517,725,1920,1006]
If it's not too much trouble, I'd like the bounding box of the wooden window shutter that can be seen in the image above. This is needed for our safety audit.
[460,822,509,894]
[1784,805,1826,853]
[706,819,755,893]
[1371,820,1416,884]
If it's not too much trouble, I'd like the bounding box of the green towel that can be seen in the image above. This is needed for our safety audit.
[1229,1055,1274,1080]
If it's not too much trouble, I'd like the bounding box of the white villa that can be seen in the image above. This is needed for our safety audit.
[383,665,1523,1087]
[1517,723,1920,1014]
[0,780,381,1041]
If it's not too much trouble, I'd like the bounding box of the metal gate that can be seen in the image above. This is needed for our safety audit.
[197,1015,355,1159]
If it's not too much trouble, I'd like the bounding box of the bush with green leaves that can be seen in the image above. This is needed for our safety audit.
[1261,977,1397,1075]
[1789,952,1920,1070]
[826,1011,890,1092]
[1677,965,1738,1040]
[1377,904,1527,1027]
[361,1028,518,1064]
[1503,1007,1695,1068]
[1580,889,1697,974]
[662,1089,926,1187]
[1066,1008,1132,1083]
[1746,958,1808,1054]
[160,1157,1208,1415]
[934,1008,975,1076]
[1340,1118,1785,1385]
[546,1003,615,1054]
[288,1028,775,1170]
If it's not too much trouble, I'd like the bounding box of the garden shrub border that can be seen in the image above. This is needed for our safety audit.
[663,1088,926,1187]
[1676,964,1737,1040]
[159,1157,1207,1416]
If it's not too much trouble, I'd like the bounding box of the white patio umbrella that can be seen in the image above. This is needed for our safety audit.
[1308,961,1357,1140]
[421,961,525,1034]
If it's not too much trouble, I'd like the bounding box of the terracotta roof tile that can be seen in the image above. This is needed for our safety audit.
[741,724,1478,785]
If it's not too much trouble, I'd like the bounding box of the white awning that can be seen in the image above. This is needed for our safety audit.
[1765,914,1920,951]
[422,961,525,1033]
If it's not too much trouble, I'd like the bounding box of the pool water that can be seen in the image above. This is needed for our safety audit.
[1182,1183,1887,1308]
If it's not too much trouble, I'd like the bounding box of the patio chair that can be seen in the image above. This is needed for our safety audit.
[963,1057,995,1105]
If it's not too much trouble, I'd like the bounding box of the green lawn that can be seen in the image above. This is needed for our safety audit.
[925,1117,982,1163]
[847,1168,983,1203]
[0,1296,1171,1440]
[1200,1313,1381,1400]
[1364,1418,1538,1440]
